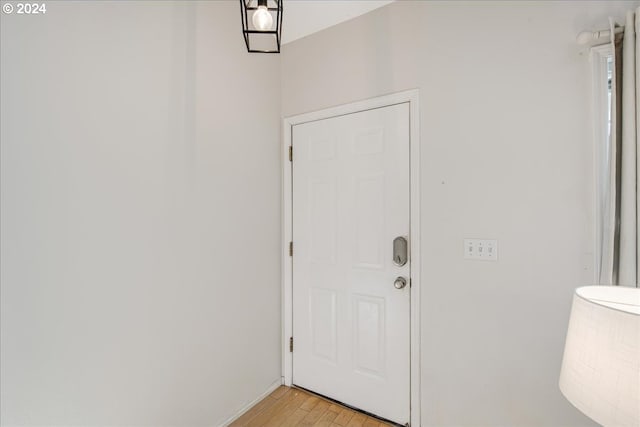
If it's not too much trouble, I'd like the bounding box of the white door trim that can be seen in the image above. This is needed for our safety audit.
[282,89,421,427]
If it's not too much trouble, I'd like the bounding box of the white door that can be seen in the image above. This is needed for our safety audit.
[292,103,410,424]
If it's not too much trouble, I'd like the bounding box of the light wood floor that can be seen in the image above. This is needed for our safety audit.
[229,386,393,427]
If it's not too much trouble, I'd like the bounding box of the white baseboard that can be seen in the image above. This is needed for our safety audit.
[219,379,283,426]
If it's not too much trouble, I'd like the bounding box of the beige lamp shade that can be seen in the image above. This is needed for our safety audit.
[559,286,640,427]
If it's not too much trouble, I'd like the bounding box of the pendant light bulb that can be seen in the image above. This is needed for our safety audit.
[252,4,273,31]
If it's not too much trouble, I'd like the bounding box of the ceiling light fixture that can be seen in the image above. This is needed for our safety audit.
[240,0,282,53]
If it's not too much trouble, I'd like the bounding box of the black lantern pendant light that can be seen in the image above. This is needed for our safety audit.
[240,0,283,53]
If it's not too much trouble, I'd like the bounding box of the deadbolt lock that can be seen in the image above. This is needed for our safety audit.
[393,236,408,266]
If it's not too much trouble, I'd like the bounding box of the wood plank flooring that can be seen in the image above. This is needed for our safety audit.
[229,386,392,427]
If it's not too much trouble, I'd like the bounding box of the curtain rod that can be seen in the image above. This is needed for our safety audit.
[577,26,624,44]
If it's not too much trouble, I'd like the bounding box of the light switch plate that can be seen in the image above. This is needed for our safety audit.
[464,239,498,261]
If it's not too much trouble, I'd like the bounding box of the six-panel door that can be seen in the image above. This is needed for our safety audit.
[292,103,410,425]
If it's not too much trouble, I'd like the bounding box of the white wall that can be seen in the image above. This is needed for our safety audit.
[0,1,281,425]
[281,1,638,425]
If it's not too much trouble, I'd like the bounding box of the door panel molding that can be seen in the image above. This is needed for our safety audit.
[282,89,420,427]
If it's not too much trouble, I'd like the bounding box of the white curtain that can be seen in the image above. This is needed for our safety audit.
[600,8,639,287]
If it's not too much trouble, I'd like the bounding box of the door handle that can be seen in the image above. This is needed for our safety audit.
[394,277,407,289]
[393,236,408,266]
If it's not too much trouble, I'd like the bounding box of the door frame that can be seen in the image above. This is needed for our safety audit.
[282,89,421,426]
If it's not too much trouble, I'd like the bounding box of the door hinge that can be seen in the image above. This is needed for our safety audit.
[289,336,293,352]
[288,146,293,162]
[289,241,293,257]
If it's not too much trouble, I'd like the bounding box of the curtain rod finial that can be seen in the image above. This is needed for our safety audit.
[576,27,622,45]
[577,31,594,44]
